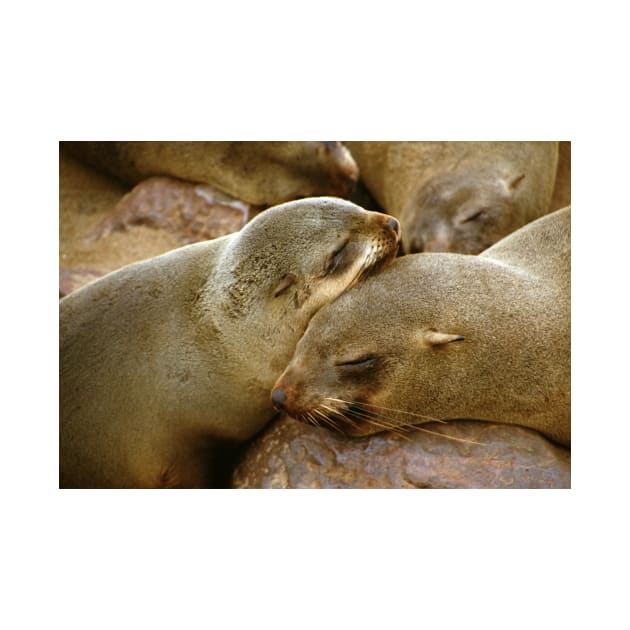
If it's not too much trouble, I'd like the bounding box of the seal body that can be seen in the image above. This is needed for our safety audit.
[272,207,570,446]
[346,141,559,253]
[62,141,359,205]
[60,197,400,488]
[550,141,571,211]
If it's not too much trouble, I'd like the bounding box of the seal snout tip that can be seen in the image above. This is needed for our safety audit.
[386,216,401,236]
[271,387,286,410]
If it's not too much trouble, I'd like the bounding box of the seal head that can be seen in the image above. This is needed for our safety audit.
[272,208,570,446]
[402,171,530,254]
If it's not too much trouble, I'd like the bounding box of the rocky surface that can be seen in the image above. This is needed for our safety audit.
[94,176,256,245]
[232,415,570,489]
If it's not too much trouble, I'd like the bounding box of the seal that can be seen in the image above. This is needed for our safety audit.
[345,141,559,253]
[271,206,570,446]
[550,141,571,211]
[60,197,401,488]
[61,141,359,205]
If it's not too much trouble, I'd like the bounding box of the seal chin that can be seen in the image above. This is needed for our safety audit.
[351,218,401,288]
[283,398,381,437]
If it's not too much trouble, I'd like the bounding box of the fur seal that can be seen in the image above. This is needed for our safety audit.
[345,141,559,253]
[550,141,571,211]
[61,141,359,205]
[60,197,401,488]
[271,206,570,446]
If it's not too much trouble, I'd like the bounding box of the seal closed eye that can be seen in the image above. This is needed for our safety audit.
[335,355,380,368]
[324,239,349,274]
[60,196,401,488]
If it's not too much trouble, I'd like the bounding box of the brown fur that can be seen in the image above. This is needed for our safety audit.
[62,141,359,205]
[345,141,560,253]
[550,141,571,211]
[60,198,400,488]
[272,207,570,446]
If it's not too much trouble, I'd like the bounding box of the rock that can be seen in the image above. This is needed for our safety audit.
[232,415,570,489]
[94,176,255,245]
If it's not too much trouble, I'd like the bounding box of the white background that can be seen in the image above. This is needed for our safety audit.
[3,1,628,628]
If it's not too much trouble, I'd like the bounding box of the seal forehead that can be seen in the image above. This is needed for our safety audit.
[215,197,387,319]
[303,277,393,347]
[251,197,366,232]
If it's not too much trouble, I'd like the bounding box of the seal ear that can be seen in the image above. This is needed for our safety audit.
[507,173,526,191]
[273,273,297,297]
[422,330,465,346]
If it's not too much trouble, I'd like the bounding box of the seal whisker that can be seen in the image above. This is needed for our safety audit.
[325,397,484,445]
[408,424,485,446]
[305,411,321,428]
[325,398,446,424]
[340,404,419,440]
[320,403,361,431]
[312,406,345,434]
[324,398,414,439]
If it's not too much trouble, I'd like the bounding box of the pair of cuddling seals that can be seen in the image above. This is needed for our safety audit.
[345,141,560,254]
[62,141,359,206]
[60,197,401,488]
[272,206,570,446]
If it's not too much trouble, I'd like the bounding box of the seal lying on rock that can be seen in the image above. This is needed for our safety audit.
[271,206,570,446]
[60,197,400,488]
[62,141,359,205]
[345,141,559,253]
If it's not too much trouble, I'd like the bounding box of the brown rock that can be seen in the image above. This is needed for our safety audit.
[94,176,255,245]
[232,415,571,489]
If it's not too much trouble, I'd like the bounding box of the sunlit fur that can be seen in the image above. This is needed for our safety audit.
[273,207,570,446]
[60,197,399,488]
[62,141,359,205]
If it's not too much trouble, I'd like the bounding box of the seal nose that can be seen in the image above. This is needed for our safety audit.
[271,388,286,410]
[386,216,400,236]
